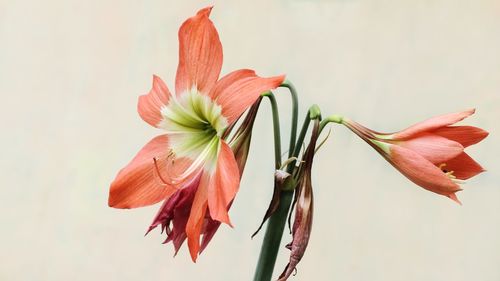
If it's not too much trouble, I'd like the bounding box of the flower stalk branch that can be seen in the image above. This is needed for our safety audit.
[253,105,322,281]
[262,91,283,169]
[280,80,299,158]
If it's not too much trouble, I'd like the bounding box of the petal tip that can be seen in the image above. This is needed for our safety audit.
[447,193,462,205]
[152,74,161,82]
[189,250,199,263]
[107,189,123,208]
[273,74,287,87]
[212,211,232,227]
[197,6,214,17]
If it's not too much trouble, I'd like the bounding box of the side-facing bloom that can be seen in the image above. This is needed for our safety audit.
[342,109,488,203]
[108,7,284,261]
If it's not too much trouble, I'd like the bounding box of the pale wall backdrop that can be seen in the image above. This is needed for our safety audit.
[1,0,499,280]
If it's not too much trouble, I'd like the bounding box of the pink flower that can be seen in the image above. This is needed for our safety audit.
[108,7,284,261]
[144,98,263,257]
[343,109,488,203]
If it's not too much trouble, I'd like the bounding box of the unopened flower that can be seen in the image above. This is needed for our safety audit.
[108,7,284,261]
[342,109,488,203]
[278,119,320,281]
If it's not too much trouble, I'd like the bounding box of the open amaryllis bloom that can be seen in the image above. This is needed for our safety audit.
[342,109,488,203]
[108,7,284,261]
[143,98,263,258]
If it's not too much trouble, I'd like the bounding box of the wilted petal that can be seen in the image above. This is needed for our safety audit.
[229,98,262,175]
[252,170,292,238]
[278,120,319,281]
[145,173,201,254]
[199,217,221,253]
[278,172,313,281]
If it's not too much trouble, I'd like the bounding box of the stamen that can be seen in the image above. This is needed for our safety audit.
[152,137,218,187]
[153,157,178,188]
[280,157,301,170]
[153,152,190,187]
[438,163,465,184]
[452,178,466,184]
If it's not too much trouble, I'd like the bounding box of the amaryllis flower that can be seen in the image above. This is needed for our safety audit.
[108,7,284,261]
[144,98,263,257]
[342,109,488,203]
[278,119,319,281]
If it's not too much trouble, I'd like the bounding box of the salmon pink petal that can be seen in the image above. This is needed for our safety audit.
[207,140,240,225]
[390,145,461,196]
[138,75,171,127]
[447,193,462,205]
[186,172,209,262]
[211,69,285,124]
[443,152,485,180]
[109,135,177,208]
[398,133,463,164]
[432,126,489,148]
[175,7,222,95]
[393,109,475,140]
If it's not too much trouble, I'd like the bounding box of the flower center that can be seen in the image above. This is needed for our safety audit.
[159,89,228,173]
[438,163,465,184]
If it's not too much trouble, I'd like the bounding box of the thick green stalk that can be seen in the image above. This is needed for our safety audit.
[253,190,294,281]
[253,104,321,281]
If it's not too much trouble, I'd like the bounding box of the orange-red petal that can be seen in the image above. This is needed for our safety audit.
[432,126,489,148]
[390,144,461,196]
[109,135,177,208]
[211,69,285,124]
[397,133,463,164]
[138,75,171,127]
[207,140,240,225]
[175,7,222,95]
[393,109,475,140]
[443,152,485,180]
[186,172,209,262]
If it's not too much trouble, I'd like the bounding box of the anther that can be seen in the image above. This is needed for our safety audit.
[153,157,171,186]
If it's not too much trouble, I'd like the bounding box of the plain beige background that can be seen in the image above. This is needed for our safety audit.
[1,0,499,280]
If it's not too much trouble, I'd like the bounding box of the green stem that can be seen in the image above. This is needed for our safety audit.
[286,104,321,174]
[286,114,310,174]
[253,104,322,281]
[262,92,282,169]
[253,190,294,281]
[280,80,299,158]
[319,114,344,134]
